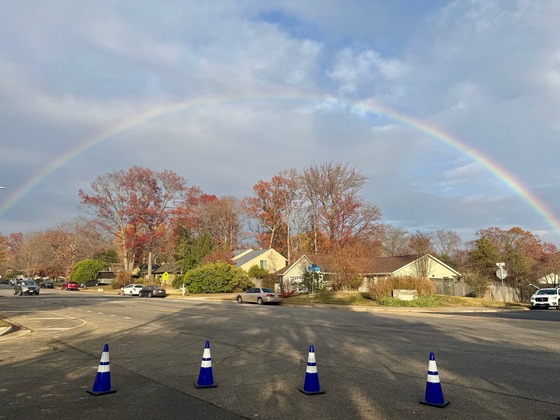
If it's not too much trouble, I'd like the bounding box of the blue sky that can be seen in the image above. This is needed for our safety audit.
[1,0,559,245]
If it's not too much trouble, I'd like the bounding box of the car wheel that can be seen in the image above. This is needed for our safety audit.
[237,296,243,304]
[148,292,153,298]
[257,297,263,305]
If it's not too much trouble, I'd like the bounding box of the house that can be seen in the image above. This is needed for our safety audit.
[275,255,313,291]
[363,254,461,293]
[153,262,183,285]
[232,248,288,273]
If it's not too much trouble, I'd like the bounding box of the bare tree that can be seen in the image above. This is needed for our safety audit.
[300,162,382,251]
[432,229,462,257]
[383,225,411,256]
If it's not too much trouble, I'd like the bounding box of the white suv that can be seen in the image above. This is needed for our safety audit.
[530,288,560,310]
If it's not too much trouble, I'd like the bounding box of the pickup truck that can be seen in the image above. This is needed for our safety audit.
[530,287,560,310]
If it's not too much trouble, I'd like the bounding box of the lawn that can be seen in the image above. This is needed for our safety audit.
[284,291,526,308]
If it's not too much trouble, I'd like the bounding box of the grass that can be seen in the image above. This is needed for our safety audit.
[283,291,525,308]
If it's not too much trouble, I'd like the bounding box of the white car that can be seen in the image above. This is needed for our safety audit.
[122,284,144,296]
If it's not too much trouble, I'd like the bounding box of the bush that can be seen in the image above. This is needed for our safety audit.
[180,262,253,294]
[368,276,435,300]
[113,271,134,289]
[462,271,490,298]
[69,259,109,283]
[247,265,268,279]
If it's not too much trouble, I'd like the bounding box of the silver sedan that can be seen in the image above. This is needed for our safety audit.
[236,287,283,305]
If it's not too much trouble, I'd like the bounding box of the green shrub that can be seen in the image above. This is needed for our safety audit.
[462,271,490,298]
[247,265,268,279]
[69,259,109,283]
[180,262,253,293]
[368,276,435,300]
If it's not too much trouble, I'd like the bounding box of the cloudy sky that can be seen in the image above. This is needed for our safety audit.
[1,0,559,246]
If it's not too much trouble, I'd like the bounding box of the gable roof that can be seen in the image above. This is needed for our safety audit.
[153,262,182,274]
[233,249,281,268]
[369,255,419,275]
[368,254,461,277]
[274,255,312,276]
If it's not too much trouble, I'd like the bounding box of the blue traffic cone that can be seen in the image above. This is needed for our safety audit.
[298,345,325,395]
[87,344,116,396]
[195,341,217,388]
[420,352,449,407]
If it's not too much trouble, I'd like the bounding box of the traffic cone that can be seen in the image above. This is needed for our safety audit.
[420,352,449,407]
[195,341,217,388]
[87,344,116,396]
[298,345,325,395]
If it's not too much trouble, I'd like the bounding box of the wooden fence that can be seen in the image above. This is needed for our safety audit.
[432,279,521,302]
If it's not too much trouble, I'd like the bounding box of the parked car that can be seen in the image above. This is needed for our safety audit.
[236,287,283,305]
[14,280,40,296]
[80,279,100,288]
[40,281,54,289]
[62,282,79,291]
[138,285,167,298]
[530,287,560,310]
[121,284,143,296]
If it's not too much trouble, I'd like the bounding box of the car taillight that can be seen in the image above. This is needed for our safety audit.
[266,293,274,297]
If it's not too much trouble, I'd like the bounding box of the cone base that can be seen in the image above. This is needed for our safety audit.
[298,388,326,395]
[194,382,218,389]
[420,399,449,408]
[87,389,117,396]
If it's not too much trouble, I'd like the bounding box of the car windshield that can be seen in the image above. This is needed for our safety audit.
[22,281,36,286]
[536,289,557,295]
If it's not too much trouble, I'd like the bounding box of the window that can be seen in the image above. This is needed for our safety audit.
[259,260,268,269]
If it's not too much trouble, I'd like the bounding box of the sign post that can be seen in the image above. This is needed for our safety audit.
[495,262,507,286]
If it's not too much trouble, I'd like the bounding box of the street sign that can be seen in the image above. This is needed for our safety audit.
[307,264,321,272]
[496,268,507,280]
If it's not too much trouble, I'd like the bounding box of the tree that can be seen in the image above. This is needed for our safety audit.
[300,162,382,252]
[382,225,410,256]
[69,259,109,283]
[431,230,462,260]
[408,231,433,256]
[79,166,187,272]
[242,170,299,259]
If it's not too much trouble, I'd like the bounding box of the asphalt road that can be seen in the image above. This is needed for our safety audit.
[1,285,559,419]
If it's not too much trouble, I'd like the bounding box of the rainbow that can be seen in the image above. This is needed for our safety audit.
[1,92,559,238]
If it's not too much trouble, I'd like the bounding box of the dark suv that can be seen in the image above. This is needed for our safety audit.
[14,280,40,296]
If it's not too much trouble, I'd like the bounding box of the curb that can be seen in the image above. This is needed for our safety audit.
[0,325,13,336]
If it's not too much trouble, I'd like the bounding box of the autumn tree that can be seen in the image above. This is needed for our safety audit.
[79,166,187,273]
[467,227,552,288]
[300,162,382,253]
[408,231,433,256]
[242,170,300,260]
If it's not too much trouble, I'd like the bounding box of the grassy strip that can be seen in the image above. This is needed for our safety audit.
[284,291,524,308]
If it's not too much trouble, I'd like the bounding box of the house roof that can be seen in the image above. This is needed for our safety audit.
[368,255,419,275]
[153,262,182,274]
[233,249,273,267]
[274,255,312,276]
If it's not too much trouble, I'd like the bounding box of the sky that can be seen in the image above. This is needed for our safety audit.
[1,0,560,246]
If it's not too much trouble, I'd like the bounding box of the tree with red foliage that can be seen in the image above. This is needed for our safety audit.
[242,169,300,260]
[79,166,187,272]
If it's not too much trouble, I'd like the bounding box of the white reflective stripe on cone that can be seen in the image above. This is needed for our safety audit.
[203,349,211,358]
[306,366,318,374]
[201,360,212,368]
[98,365,111,373]
[100,353,110,363]
[428,360,437,371]
[426,374,440,383]
[308,353,316,363]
